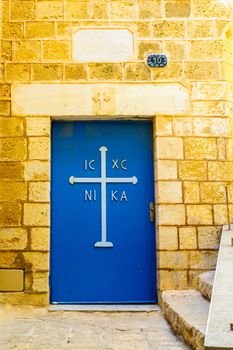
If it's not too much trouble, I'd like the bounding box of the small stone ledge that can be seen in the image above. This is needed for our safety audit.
[196,271,215,301]
[161,290,209,350]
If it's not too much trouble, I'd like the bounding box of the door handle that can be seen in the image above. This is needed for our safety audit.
[149,202,155,223]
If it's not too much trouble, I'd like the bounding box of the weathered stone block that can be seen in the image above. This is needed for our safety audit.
[26,118,50,136]
[188,40,229,60]
[157,226,178,250]
[198,226,221,249]
[192,101,225,117]
[0,85,11,98]
[137,41,163,60]
[173,117,192,136]
[91,1,108,19]
[0,292,48,306]
[187,20,215,38]
[65,1,89,20]
[185,138,217,160]
[2,22,24,39]
[156,116,172,136]
[157,137,183,159]
[152,62,183,81]
[192,0,233,19]
[110,1,136,19]
[23,252,49,271]
[0,101,11,115]
[6,63,31,81]
[164,41,186,60]
[0,117,24,137]
[227,139,233,160]
[138,0,161,19]
[193,117,229,137]
[159,270,188,290]
[208,162,233,181]
[124,63,151,81]
[179,227,197,250]
[200,182,225,204]
[184,62,219,80]
[11,1,35,20]
[213,204,228,225]
[89,63,122,81]
[32,272,49,292]
[30,228,49,251]
[155,160,178,180]
[135,21,151,37]
[165,1,190,17]
[187,205,212,225]
[28,137,50,160]
[24,161,50,181]
[153,21,185,38]
[158,204,185,225]
[184,181,200,203]
[0,252,19,268]
[0,203,22,227]
[0,182,27,202]
[189,251,218,270]
[192,82,229,101]
[217,138,226,160]
[179,161,207,180]
[2,41,12,61]
[36,1,63,20]
[26,22,55,39]
[157,181,182,203]
[32,64,63,81]
[14,41,41,61]
[29,182,50,202]
[0,138,27,161]
[65,64,87,81]
[42,41,70,61]
[0,163,24,181]
[159,251,188,269]
[0,228,27,250]
[23,204,50,226]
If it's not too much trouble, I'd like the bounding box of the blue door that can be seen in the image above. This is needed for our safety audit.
[51,121,157,304]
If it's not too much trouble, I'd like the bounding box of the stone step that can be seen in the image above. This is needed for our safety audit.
[196,271,215,301]
[161,290,210,350]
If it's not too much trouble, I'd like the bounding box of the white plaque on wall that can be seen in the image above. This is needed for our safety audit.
[73,29,134,62]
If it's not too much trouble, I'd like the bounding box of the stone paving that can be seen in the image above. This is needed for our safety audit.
[0,304,189,350]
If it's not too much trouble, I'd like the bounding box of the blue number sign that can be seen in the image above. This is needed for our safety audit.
[147,54,168,68]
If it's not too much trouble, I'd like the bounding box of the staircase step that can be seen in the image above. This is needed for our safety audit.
[161,290,209,350]
[196,271,215,301]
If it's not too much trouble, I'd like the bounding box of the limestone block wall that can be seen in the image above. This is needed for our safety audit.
[0,0,233,305]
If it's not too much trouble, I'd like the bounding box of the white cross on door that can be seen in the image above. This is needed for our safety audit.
[69,146,138,248]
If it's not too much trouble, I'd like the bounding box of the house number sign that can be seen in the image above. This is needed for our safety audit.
[146,54,168,68]
[69,146,138,248]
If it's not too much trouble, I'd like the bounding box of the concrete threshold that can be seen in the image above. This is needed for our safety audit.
[205,225,233,349]
[48,304,160,312]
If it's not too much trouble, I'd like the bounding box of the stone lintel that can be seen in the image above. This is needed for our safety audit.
[12,83,190,117]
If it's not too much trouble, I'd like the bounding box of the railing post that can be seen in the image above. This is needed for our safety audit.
[225,185,231,231]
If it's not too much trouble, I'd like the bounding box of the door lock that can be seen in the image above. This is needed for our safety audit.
[149,202,155,223]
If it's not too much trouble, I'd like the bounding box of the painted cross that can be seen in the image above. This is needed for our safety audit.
[69,146,138,248]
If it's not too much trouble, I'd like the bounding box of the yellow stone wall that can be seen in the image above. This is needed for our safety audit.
[0,0,233,305]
